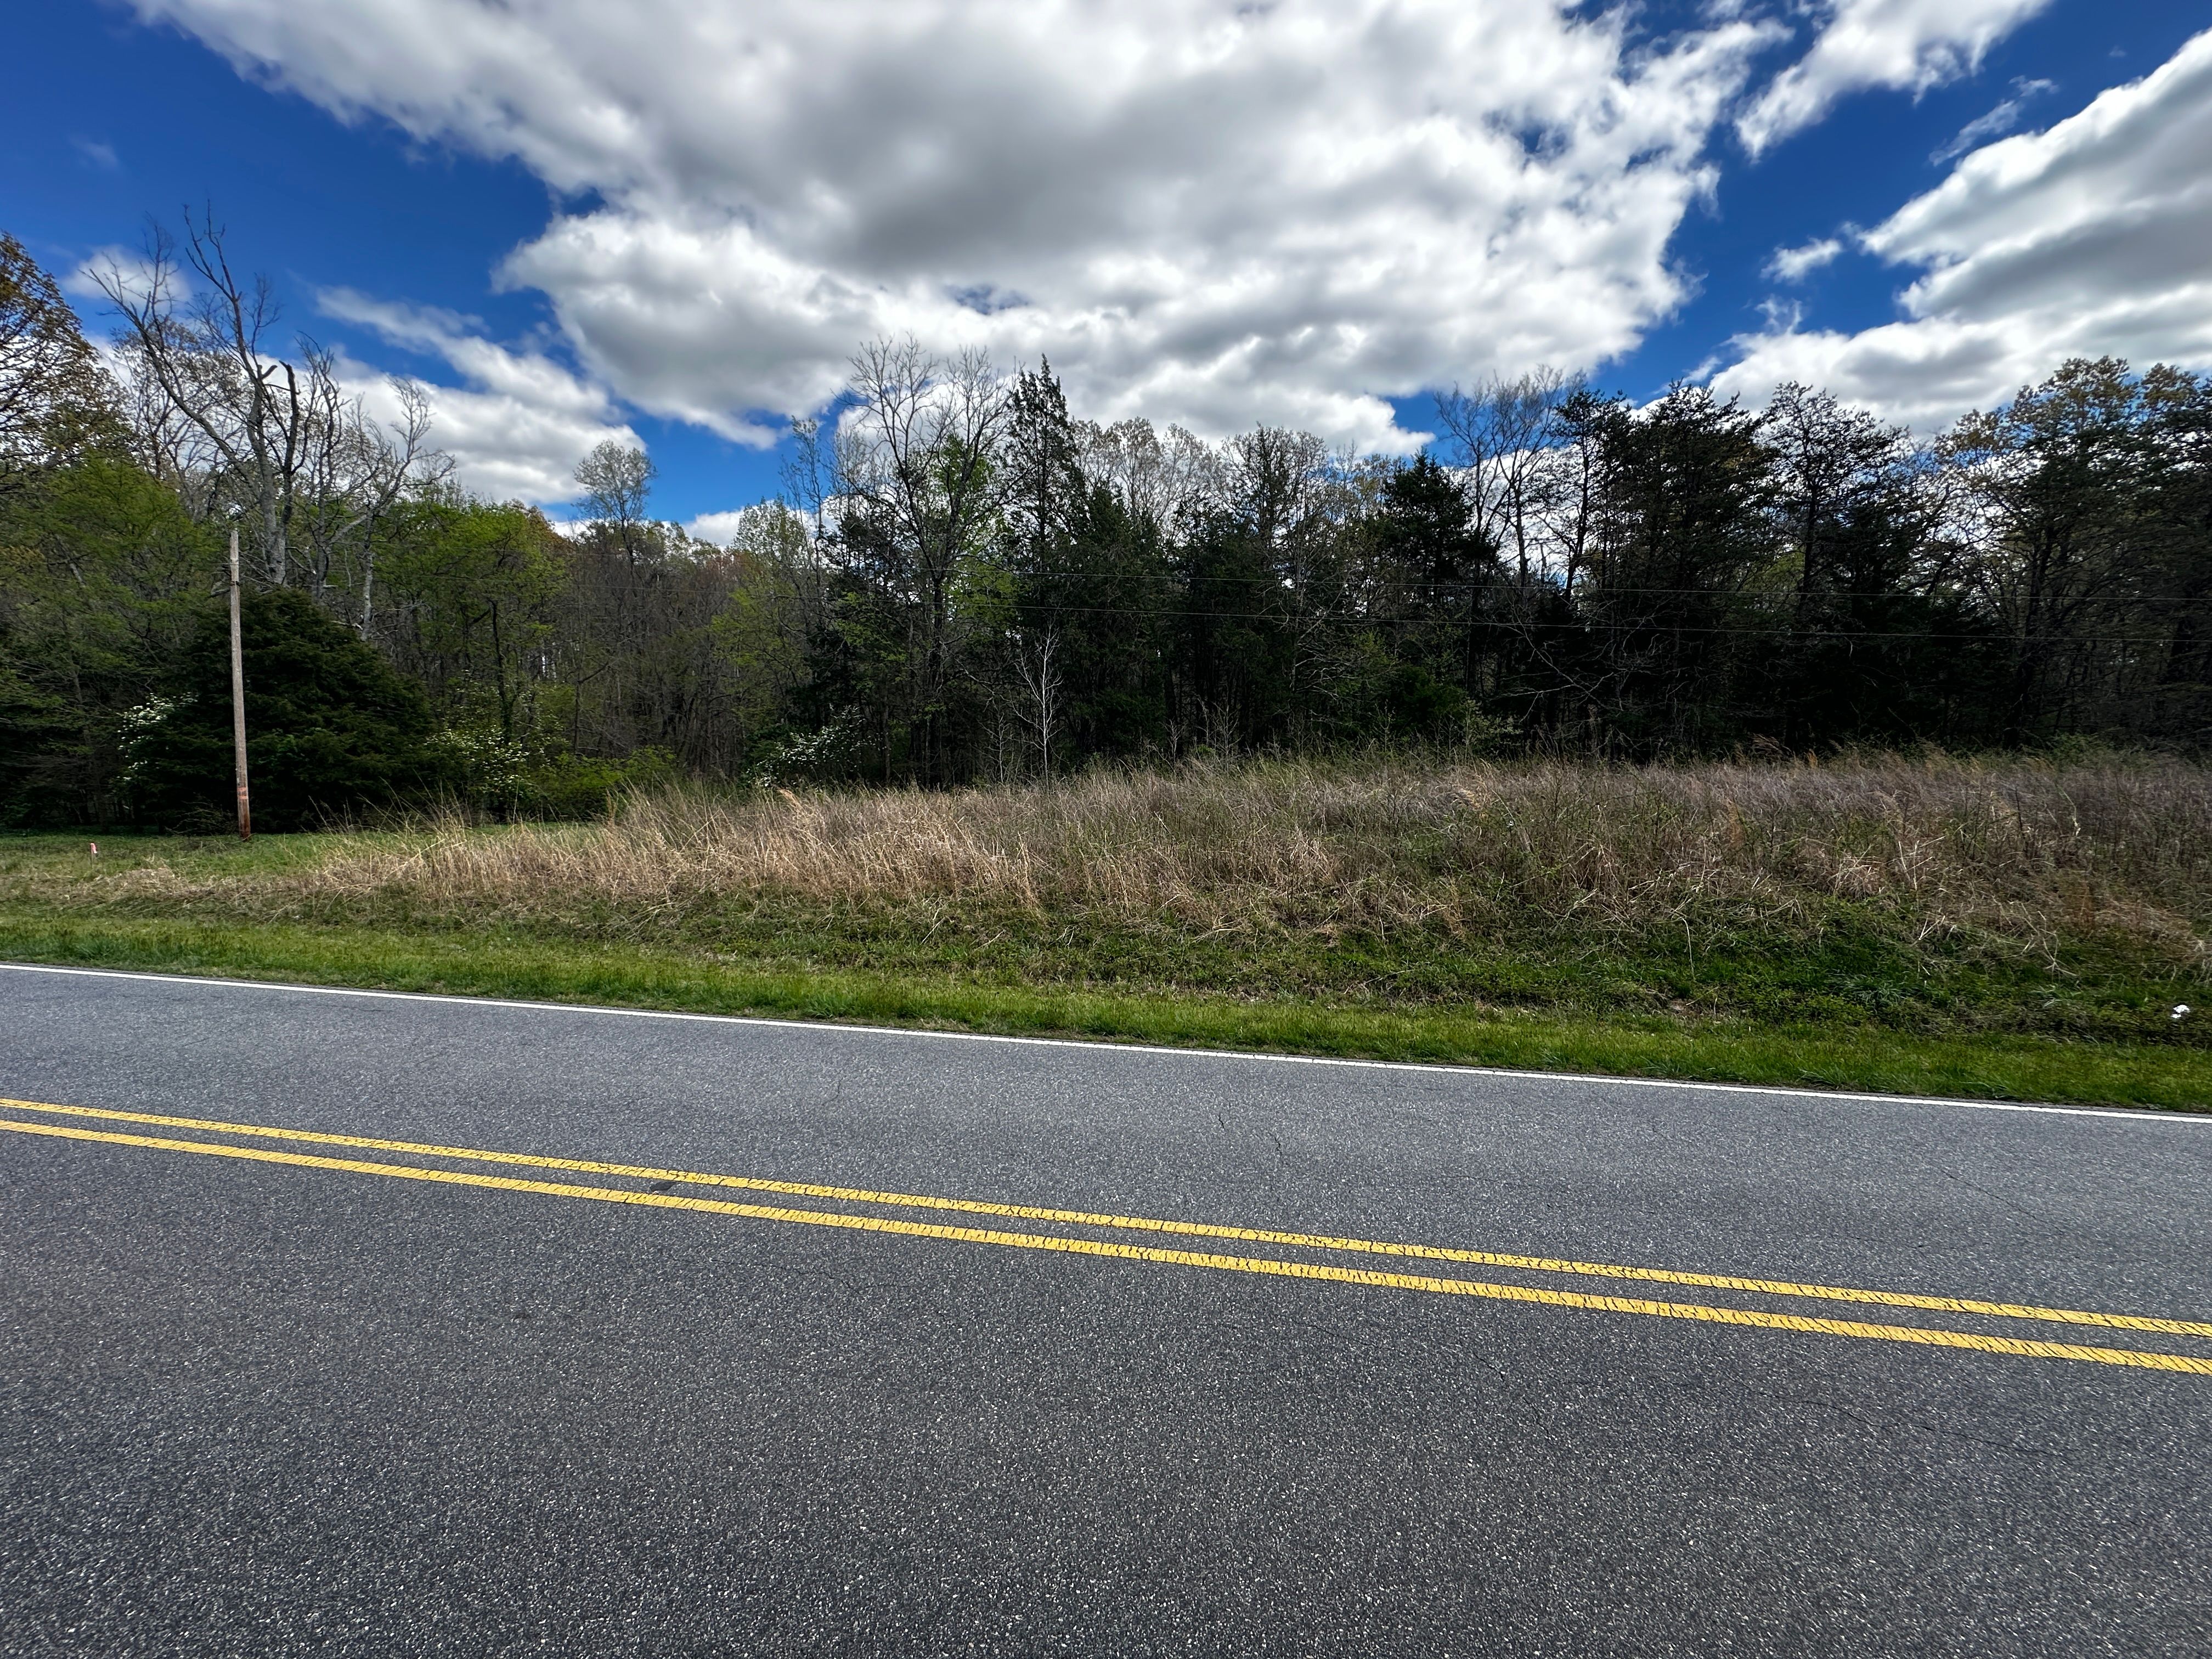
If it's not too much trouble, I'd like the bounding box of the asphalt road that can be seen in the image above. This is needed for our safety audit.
[0,963,2208,1657]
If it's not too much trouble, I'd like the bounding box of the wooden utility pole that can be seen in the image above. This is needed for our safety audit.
[229,522,251,840]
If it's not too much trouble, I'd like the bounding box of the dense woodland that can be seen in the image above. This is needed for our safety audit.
[3,224,2209,828]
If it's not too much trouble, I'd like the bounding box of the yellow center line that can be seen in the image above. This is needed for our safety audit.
[2,1114,2208,1376]
[4,1094,2208,1343]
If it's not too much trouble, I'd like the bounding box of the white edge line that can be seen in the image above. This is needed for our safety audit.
[2,960,2204,1125]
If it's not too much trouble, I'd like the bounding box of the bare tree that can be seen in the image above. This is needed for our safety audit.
[780,415,859,543]
[297,373,450,633]
[1074,416,1222,534]
[96,213,317,585]
[833,336,1011,782]
[97,216,450,617]
[1436,369,1574,587]
[1011,627,1063,777]
[1533,385,1621,594]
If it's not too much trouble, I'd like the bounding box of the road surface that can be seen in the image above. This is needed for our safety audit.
[1,962,2208,1656]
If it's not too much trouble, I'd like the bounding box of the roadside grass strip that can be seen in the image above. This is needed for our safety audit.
[3,1096,2208,1375]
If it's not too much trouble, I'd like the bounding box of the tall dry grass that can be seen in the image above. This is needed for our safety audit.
[115,753,2211,964]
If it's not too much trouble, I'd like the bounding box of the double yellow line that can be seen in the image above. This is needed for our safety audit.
[3,1096,2209,1376]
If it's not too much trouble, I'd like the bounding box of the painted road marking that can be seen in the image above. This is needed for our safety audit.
[5,1094,2209,1343]
[6,961,2206,1123]
[2,1114,2208,1376]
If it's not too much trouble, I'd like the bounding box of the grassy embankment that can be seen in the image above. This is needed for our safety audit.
[3,753,2208,1109]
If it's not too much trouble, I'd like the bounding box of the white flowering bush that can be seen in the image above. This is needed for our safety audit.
[746,718,863,786]
[114,696,184,804]
[427,727,535,817]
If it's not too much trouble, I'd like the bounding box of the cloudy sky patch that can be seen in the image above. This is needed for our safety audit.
[1717,28,2212,426]
[8,2,2207,514]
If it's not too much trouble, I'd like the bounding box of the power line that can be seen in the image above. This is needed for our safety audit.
[866,561,2212,604]
[823,591,2195,647]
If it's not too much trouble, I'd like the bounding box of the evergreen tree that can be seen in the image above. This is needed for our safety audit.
[124,586,439,830]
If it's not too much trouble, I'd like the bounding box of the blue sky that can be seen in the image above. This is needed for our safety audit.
[7,2,2209,534]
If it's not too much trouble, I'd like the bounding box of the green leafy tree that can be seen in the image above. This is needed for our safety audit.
[375,495,563,736]
[0,456,212,822]
[1944,358,2212,742]
[0,232,119,490]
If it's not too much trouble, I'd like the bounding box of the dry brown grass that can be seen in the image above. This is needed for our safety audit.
[99,752,2211,965]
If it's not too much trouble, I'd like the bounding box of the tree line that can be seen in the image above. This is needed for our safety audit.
[3,223,2209,827]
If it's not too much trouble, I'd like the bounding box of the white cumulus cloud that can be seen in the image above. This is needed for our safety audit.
[1739,0,2051,156]
[1714,29,2212,428]
[65,247,171,306]
[318,290,641,504]
[684,510,754,546]
[127,0,1785,454]
[1765,237,1845,283]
